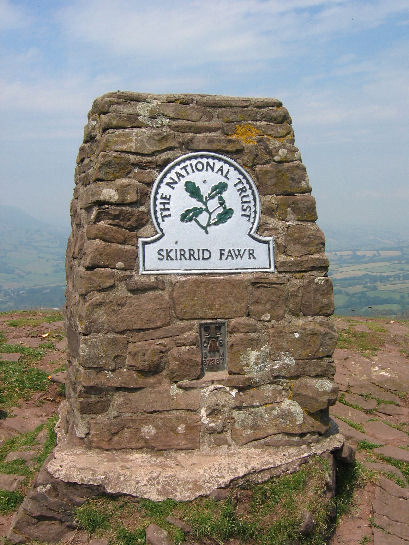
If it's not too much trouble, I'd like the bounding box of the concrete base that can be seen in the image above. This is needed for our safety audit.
[8,411,344,544]
[48,426,344,502]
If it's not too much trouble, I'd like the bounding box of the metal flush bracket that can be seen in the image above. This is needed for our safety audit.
[199,321,227,372]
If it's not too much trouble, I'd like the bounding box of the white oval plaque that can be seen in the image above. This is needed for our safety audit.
[139,152,274,274]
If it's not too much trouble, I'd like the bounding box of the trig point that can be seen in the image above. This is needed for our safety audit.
[8,92,343,542]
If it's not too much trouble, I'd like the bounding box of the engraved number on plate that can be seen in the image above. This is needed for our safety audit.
[199,321,227,372]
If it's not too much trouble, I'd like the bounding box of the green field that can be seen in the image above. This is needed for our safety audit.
[0,206,67,311]
[328,244,409,317]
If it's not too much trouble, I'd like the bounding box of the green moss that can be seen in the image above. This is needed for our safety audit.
[115,527,146,545]
[333,415,365,433]
[376,455,409,484]
[75,503,110,533]
[7,311,63,327]
[336,327,385,356]
[0,489,24,514]
[358,440,383,451]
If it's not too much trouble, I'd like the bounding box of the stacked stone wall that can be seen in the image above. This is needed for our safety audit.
[65,92,337,451]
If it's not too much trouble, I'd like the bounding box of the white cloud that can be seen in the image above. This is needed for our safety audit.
[0,0,29,30]
[57,0,409,65]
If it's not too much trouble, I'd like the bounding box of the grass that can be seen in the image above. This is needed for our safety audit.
[338,393,369,412]
[358,440,383,452]
[0,335,54,408]
[336,327,385,357]
[71,456,340,545]
[0,489,24,514]
[334,415,365,433]
[359,535,371,544]
[360,393,399,406]
[115,527,146,545]
[0,416,57,480]
[0,357,49,408]
[376,455,409,484]
[75,502,111,533]
[7,311,63,328]
[381,420,409,436]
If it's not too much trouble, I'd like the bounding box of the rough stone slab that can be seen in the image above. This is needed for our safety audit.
[373,514,409,541]
[172,277,248,319]
[5,450,36,463]
[376,404,409,417]
[364,421,408,444]
[373,486,409,523]
[47,432,343,502]
[378,477,409,498]
[373,445,409,463]
[363,462,406,483]
[343,393,378,410]
[0,473,24,491]
[373,528,407,545]
[146,524,172,545]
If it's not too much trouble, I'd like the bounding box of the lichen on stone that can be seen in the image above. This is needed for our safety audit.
[230,124,262,144]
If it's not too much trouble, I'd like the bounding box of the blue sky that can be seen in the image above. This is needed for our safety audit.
[0,0,408,236]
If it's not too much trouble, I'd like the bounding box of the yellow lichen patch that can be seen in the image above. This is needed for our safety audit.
[230,124,262,145]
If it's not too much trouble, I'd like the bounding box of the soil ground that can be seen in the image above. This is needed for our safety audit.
[0,311,408,544]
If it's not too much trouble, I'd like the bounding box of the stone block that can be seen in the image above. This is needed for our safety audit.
[168,346,202,381]
[81,292,171,333]
[228,317,258,333]
[100,129,177,155]
[127,340,170,373]
[287,278,303,315]
[186,135,244,152]
[224,122,293,140]
[78,395,111,415]
[301,277,334,316]
[196,96,281,108]
[229,321,336,376]
[262,195,317,221]
[268,319,337,360]
[249,282,286,321]
[133,168,157,184]
[94,152,134,180]
[233,384,288,408]
[83,240,137,270]
[232,399,323,445]
[79,333,127,370]
[100,113,145,131]
[154,102,212,121]
[128,323,191,343]
[126,275,165,292]
[79,368,163,389]
[169,120,222,134]
[146,524,172,545]
[256,162,311,195]
[292,377,338,412]
[113,385,200,413]
[227,333,265,374]
[80,179,149,208]
[75,268,115,296]
[92,206,149,230]
[88,412,200,450]
[285,224,325,257]
[275,254,329,272]
[173,277,248,319]
[86,224,136,245]
[215,106,290,123]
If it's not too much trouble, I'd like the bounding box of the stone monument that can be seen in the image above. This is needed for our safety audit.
[8,93,343,543]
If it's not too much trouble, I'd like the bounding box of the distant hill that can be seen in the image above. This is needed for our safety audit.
[0,206,69,311]
[1,205,408,315]
[321,223,408,253]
